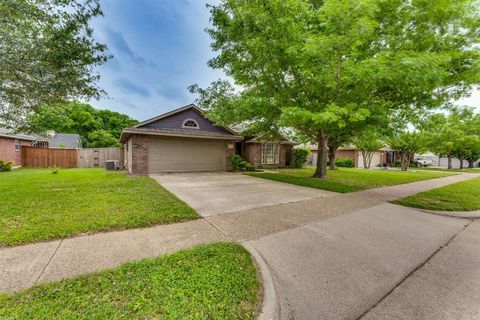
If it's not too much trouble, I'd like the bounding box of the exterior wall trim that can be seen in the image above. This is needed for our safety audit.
[121,128,243,141]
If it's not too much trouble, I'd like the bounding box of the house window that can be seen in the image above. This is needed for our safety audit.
[15,139,20,151]
[182,119,199,129]
[261,143,280,165]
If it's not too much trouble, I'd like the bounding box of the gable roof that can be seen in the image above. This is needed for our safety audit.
[49,133,83,149]
[120,104,243,143]
[133,104,239,135]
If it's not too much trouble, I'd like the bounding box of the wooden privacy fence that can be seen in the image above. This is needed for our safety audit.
[22,146,77,168]
[21,147,124,169]
[78,148,124,168]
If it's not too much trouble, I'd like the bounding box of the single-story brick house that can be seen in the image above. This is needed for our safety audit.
[0,128,39,166]
[301,144,390,168]
[119,104,294,175]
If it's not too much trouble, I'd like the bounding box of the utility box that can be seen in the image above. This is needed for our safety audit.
[105,160,119,170]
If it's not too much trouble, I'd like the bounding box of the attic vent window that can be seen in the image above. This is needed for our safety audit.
[182,119,199,129]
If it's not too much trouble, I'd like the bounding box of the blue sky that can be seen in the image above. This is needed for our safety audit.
[90,0,479,121]
[90,0,222,121]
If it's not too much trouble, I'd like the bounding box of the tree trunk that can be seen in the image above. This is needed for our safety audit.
[361,151,368,169]
[400,152,409,171]
[468,159,475,168]
[366,152,374,169]
[328,145,337,170]
[314,129,328,179]
[447,154,452,170]
[459,156,465,170]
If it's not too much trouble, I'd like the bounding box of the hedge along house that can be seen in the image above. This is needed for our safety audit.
[119,104,294,175]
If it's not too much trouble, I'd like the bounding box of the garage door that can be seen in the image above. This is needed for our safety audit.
[358,151,382,168]
[148,136,227,173]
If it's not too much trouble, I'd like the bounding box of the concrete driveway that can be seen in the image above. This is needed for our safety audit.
[150,172,335,216]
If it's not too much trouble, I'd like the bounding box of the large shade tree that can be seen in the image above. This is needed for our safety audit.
[0,0,110,130]
[192,0,480,179]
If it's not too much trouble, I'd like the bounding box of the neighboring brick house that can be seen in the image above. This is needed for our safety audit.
[302,144,389,168]
[120,104,294,175]
[0,128,38,166]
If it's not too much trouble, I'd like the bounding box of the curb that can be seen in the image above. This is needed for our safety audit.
[242,243,280,320]
[418,208,480,219]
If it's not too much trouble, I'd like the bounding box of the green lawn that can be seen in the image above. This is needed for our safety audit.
[392,177,480,211]
[415,167,480,173]
[0,243,260,320]
[0,168,198,246]
[247,167,452,193]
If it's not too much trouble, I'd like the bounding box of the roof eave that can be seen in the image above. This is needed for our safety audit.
[120,128,243,143]
[0,133,37,141]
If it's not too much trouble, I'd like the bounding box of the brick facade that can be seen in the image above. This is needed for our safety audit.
[130,134,148,175]
[0,137,32,166]
[225,141,236,171]
[243,143,261,165]
[243,142,292,167]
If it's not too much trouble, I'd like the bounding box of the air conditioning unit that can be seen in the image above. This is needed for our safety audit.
[105,160,119,170]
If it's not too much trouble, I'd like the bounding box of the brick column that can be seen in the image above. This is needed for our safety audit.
[131,135,148,175]
[225,141,235,171]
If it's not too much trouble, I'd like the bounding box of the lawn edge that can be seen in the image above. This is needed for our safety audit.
[0,242,262,319]
[0,217,202,249]
[246,170,452,194]
[242,242,279,320]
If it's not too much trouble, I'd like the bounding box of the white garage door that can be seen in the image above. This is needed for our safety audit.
[358,151,382,168]
[148,136,227,173]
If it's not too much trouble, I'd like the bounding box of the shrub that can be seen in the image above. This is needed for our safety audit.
[244,162,255,171]
[335,158,354,168]
[0,160,12,172]
[291,148,310,168]
[229,154,255,171]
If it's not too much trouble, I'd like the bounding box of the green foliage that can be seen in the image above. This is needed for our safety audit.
[388,132,426,171]
[291,148,310,168]
[0,159,12,172]
[0,0,111,129]
[424,107,480,169]
[0,243,260,320]
[247,167,450,193]
[333,158,354,168]
[88,130,120,148]
[354,132,385,169]
[0,169,198,246]
[193,0,480,178]
[229,154,255,171]
[28,102,137,147]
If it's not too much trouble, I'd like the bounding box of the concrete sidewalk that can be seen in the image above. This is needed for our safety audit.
[361,221,480,320]
[206,172,479,241]
[0,171,478,301]
[244,203,470,320]
[0,220,226,292]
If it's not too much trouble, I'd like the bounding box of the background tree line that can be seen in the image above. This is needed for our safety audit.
[28,102,137,148]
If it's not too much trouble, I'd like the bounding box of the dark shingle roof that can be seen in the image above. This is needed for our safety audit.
[49,134,82,148]
[0,128,38,141]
